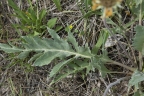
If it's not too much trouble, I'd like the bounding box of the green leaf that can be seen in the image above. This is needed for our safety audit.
[135,0,142,6]
[33,52,62,66]
[0,28,92,67]
[47,18,57,28]
[124,17,139,29]
[39,9,47,22]
[133,91,140,96]
[133,90,144,96]
[50,72,70,86]
[83,10,102,18]
[27,8,37,22]
[8,0,31,23]
[127,0,144,16]
[91,56,110,73]
[84,0,90,9]
[0,43,22,53]
[55,26,63,32]
[47,27,60,40]
[133,25,144,52]
[28,53,42,63]
[49,58,74,77]
[105,18,117,26]
[8,0,20,11]
[65,25,71,32]
[52,0,62,11]
[92,29,109,54]
[0,27,112,84]
[17,51,30,59]
[129,70,144,90]
[50,61,89,85]
[67,32,79,52]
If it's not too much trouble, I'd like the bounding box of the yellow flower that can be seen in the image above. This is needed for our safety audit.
[92,0,122,18]
[69,24,73,29]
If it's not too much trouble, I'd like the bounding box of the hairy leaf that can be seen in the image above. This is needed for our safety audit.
[0,28,110,83]
[50,61,90,85]
[49,58,75,78]
[0,43,23,53]
[91,56,110,73]
[133,25,144,52]
[0,28,92,66]
[129,70,144,90]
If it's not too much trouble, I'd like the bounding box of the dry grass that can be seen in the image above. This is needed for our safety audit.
[0,0,140,96]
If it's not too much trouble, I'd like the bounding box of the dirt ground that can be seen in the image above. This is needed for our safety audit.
[0,0,139,96]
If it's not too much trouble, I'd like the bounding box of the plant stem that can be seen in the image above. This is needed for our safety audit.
[138,2,143,71]
[106,60,136,72]
[101,57,135,71]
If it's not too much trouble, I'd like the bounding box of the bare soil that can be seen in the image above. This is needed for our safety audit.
[0,0,138,96]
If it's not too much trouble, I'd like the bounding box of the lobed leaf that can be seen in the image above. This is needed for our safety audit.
[133,25,144,52]
[49,58,75,78]
[129,70,144,90]
[0,28,92,67]
[0,43,23,53]
[50,61,90,85]
[0,28,111,83]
